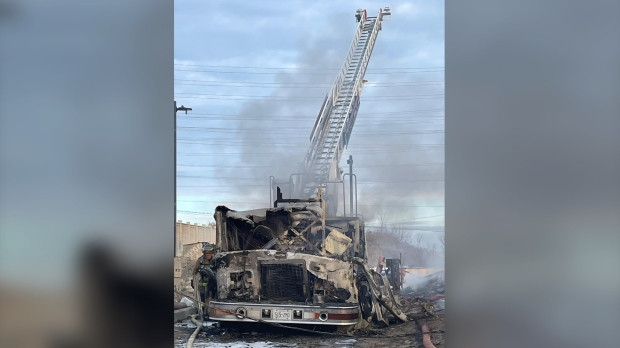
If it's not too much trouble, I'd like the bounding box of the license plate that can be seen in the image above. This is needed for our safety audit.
[273,309,292,320]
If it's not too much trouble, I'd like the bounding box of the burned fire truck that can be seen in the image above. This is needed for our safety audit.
[202,8,407,330]
[207,189,407,329]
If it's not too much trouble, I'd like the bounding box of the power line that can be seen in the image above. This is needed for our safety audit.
[174,95,444,101]
[178,118,444,123]
[174,78,445,84]
[177,213,446,221]
[177,163,443,168]
[177,133,444,138]
[177,143,444,148]
[180,143,443,147]
[175,68,444,75]
[177,180,444,187]
[174,81,444,89]
[176,116,444,122]
[177,140,444,146]
[176,125,443,132]
[177,185,265,188]
[382,215,445,224]
[177,118,443,123]
[174,63,445,71]
[178,109,444,117]
[174,92,444,98]
[365,226,444,233]
[356,180,444,184]
[177,152,442,157]
[177,150,441,156]
[177,139,443,145]
[180,139,444,144]
[176,129,444,135]
[175,84,442,90]
[177,125,443,131]
[175,83,444,89]
[358,204,444,208]
[177,141,444,146]
[177,175,444,181]
[176,137,445,142]
[177,210,220,214]
[178,199,444,208]
[175,78,444,85]
[177,135,443,140]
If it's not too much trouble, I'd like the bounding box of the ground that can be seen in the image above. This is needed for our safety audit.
[173,314,445,347]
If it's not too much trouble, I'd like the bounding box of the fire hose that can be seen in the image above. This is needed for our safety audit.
[187,314,203,348]
[417,319,437,348]
[427,294,445,302]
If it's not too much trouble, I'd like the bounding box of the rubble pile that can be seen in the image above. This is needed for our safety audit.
[400,271,445,319]
[403,271,444,299]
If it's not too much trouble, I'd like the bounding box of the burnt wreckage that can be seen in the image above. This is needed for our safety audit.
[206,191,408,330]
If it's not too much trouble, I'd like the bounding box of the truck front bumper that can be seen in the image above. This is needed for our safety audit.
[208,301,359,326]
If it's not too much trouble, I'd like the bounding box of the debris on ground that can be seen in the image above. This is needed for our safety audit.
[175,315,445,347]
[400,271,445,319]
[173,270,446,347]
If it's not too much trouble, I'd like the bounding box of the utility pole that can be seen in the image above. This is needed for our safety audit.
[174,101,192,258]
[347,155,353,217]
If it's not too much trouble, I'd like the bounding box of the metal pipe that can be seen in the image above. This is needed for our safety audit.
[174,101,191,257]
[288,173,303,198]
[325,180,346,217]
[269,175,274,206]
[320,187,326,255]
[343,173,358,216]
[347,155,353,217]
[353,173,358,216]
[174,101,177,257]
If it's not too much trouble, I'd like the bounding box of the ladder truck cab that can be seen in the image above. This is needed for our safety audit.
[207,191,407,330]
[204,8,406,331]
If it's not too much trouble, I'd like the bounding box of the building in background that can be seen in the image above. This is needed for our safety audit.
[173,258,182,289]
[175,220,216,257]
[174,221,216,291]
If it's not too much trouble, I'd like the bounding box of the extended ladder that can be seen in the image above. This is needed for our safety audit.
[299,8,391,201]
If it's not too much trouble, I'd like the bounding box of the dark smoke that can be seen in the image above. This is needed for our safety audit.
[176,2,444,245]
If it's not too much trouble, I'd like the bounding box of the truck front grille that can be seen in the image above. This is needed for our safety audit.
[260,261,308,301]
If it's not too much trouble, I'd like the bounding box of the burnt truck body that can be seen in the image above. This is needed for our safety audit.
[206,198,408,330]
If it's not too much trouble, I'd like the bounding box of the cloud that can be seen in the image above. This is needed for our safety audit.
[395,2,420,16]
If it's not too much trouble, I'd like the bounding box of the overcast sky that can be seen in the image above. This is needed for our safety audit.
[174,0,444,246]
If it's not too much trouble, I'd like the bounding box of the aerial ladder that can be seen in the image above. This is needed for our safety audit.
[291,7,391,215]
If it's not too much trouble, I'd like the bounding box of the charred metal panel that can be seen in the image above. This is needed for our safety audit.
[259,259,308,301]
[385,258,402,292]
[212,206,366,306]
[324,229,353,256]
